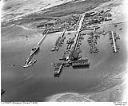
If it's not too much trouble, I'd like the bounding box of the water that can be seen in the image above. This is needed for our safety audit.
[1,25,126,102]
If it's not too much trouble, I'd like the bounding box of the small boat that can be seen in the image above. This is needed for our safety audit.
[23,60,37,68]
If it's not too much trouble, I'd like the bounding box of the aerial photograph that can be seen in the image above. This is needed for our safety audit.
[1,0,127,102]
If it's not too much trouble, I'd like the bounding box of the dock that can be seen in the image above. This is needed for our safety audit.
[54,63,64,77]
[111,31,118,53]
[23,32,48,68]
[37,33,47,46]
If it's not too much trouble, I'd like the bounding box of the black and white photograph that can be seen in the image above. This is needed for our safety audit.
[1,0,128,103]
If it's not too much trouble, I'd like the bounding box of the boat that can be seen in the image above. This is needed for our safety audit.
[23,60,37,68]
[72,59,90,68]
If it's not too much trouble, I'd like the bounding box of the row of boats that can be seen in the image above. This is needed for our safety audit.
[52,13,90,77]
[22,8,120,77]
